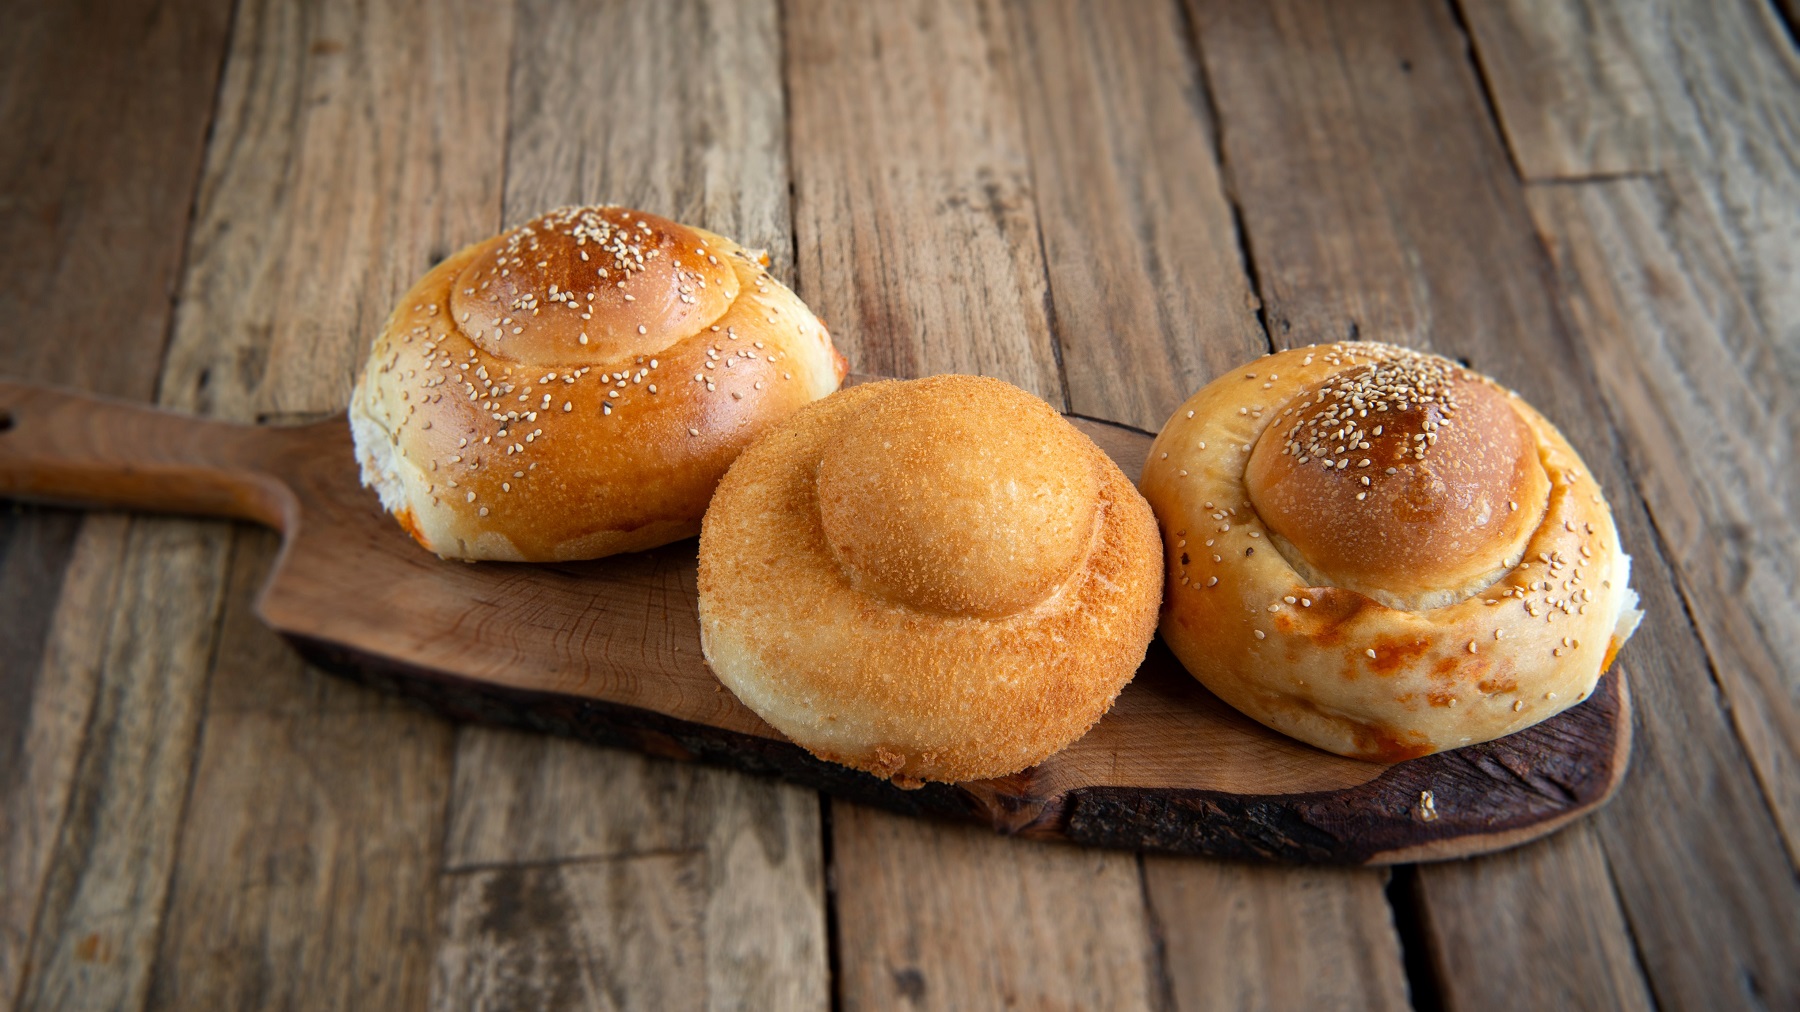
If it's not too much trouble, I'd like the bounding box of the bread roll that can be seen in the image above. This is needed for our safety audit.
[1141,342,1642,761]
[349,206,846,561]
[697,376,1164,786]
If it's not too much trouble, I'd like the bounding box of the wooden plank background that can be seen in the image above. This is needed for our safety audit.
[1,0,1795,1009]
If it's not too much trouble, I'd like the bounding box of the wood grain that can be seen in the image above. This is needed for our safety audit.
[147,530,453,1012]
[0,515,133,1007]
[1004,0,1266,431]
[17,517,231,1011]
[0,0,233,1005]
[434,853,708,1012]
[430,2,831,1007]
[1462,0,1800,374]
[787,0,1061,399]
[502,0,793,278]
[1187,0,1800,1007]
[159,0,509,421]
[130,0,512,1008]
[1455,0,1663,178]
[1413,825,1654,1012]
[0,0,229,397]
[1527,174,1800,863]
[1142,861,1410,1011]
[831,809,1160,1011]
[443,731,828,1011]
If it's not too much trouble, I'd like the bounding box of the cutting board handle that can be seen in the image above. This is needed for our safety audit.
[0,379,304,529]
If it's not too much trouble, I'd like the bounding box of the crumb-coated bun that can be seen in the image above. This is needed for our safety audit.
[1142,343,1642,762]
[349,206,847,561]
[697,376,1164,786]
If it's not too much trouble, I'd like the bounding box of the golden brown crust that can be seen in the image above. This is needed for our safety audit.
[1143,343,1641,761]
[815,378,1101,617]
[1245,357,1550,607]
[349,206,846,561]
[697,376,1164,786]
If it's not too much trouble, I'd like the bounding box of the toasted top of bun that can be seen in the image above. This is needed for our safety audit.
[1244,348,1550,609]
[816,379,1101,617]
[1143,343,1641,761]
[349,206,846,561]
[698,376,1164,786]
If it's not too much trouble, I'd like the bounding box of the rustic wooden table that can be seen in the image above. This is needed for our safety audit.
[3,1,1796,1009]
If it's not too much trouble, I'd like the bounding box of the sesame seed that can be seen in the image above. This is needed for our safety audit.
[1253,630,1266,640]
[1365,648,1378,659]
[688,427,700,436]
[1206,576,1218,587]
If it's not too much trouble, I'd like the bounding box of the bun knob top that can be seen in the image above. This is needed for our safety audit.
[449,206,739,362]
[815,375,1100,618]
[1244,347,1550,605]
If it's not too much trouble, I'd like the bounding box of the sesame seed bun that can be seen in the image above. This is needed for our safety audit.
[697,376,1164,787]
[349,206,846,561]
[1142,343,1642,761]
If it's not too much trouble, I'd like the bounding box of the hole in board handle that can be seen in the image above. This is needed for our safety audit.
[0,409,12,433]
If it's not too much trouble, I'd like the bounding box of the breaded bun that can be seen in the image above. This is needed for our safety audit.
[1142,343,1642,761]
[349,206,846,561]
[697,376,1164,786]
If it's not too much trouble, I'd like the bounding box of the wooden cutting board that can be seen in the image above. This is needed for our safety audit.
[0,376,1629,864]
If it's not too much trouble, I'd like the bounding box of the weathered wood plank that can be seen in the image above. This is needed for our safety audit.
[502,0,793,279]
[433,854,708,1012]
[786,0,1061,398]
[1461,0,1800,374]
[430,2,831,1008]
[0,0,233,1004]
[159,0,510,421]
[1526,174,1800,863]
[1456,0,1663,178]
[1008,5,1410,1008]
[145,529,454,1012]
[0,0,230,396]
[17,517,232,1012]
[785,3,1169,1006]
[1187,0,1800,1008]
[1143,860,1410,1011]
[134,0,515,1009]
[0,515,132,1008]
[1415,826,1654,1012]
[443,732,828,1011]
[0,507,85,834]
[1005,0,1266,431]
[831,807,1159,1010]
